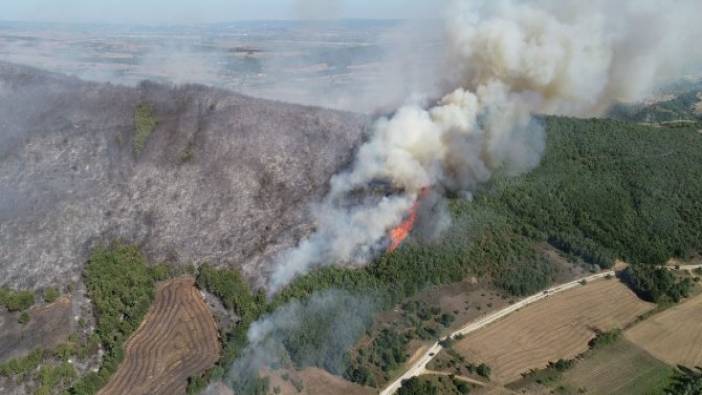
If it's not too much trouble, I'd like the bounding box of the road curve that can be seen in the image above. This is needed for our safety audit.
[379,270,616,395]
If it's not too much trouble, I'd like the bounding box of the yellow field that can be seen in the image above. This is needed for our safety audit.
[625,292,702,368]
[452,279,654,384]
[99,277,220,395]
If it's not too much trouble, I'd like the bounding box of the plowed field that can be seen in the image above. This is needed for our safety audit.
[99,277,220,395]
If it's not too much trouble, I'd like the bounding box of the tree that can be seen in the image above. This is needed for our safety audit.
[619,266,691,303]
[398,377,438,395]
[667,366,702,394]
[477,363,491,379]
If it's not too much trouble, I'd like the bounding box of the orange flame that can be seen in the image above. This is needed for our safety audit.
[387,188,429,252]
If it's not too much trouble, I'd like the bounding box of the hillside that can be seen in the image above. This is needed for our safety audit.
[3,62,702,395]
[257,112,702,394]
[0,61,367,289]
[609,87,702,124]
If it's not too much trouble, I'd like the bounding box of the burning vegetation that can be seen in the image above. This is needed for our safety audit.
[387,188,430,252]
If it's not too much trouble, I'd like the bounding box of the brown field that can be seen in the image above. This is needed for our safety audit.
[451,279,655,384]
[625,292,702,368]
[99,277,220,395]
[266,367,375,395]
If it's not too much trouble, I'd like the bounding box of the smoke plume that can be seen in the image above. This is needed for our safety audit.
[268,0,702,292]
[225,290,376,392]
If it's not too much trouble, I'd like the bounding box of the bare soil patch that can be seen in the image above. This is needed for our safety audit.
[0,296,73,363]
[266,367,375,395]
[451,279,654,384]
[99,277,220,395]
[625,292,702,368]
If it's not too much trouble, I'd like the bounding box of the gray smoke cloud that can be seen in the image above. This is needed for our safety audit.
[268,0,702,292]
[224,289,376,392]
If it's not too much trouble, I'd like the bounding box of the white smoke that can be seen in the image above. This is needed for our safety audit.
[269,0,702,292]
[225,290,377,391]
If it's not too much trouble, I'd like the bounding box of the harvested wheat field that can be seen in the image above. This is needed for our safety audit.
[99,277,220,395]
[625,292,702,368]
[452,279,655,384]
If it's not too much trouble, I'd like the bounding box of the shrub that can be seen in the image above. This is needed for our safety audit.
[477,363,491,379]
[0,288,35,312]
[588,329,622,349]
[552,358,575,372]
[43,287,60,303]
[439,313,455,327]
[0,349,44,377]
[18,311,30,325]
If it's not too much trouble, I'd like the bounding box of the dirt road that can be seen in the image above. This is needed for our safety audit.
[670,264,702,272]
[380,270,615,395]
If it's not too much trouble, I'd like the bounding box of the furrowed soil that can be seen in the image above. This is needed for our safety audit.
[99,277,220,395]
[625,292,702,368]
[450,279,654,384]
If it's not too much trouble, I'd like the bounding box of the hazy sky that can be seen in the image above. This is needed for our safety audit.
[0,0,442,24]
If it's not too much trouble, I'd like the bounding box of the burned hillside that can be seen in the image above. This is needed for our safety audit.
[0,61,367,289]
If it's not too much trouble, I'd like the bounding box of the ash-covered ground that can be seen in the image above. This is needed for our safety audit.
[0,61,368,289]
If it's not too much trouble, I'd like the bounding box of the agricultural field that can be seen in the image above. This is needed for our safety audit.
[345,278,512,388]
[99,277,220,395]
[559,339,672,395]
[448,279,655,384]
[625,292,702,368]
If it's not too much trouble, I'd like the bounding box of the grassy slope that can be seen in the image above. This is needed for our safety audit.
[560,339,672,395]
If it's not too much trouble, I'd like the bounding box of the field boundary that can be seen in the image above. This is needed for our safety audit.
[380,270,615,395]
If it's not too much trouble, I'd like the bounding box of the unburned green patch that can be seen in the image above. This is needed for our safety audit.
[133,102,158,156]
